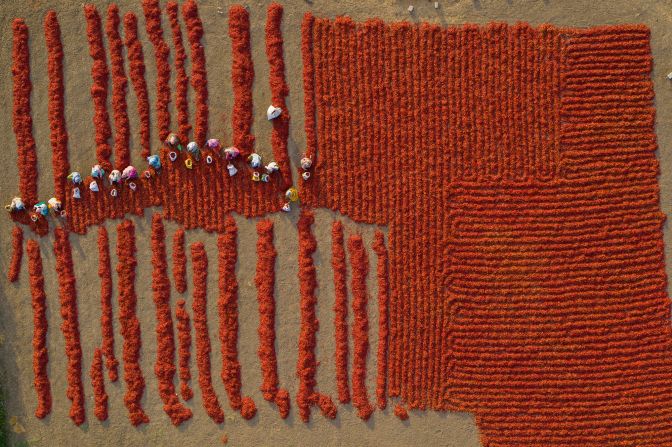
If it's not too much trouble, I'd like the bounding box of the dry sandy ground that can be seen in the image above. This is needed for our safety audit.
[0,0,671,446]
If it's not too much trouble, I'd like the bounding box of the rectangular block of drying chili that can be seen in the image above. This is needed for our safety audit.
[302,15,672,447]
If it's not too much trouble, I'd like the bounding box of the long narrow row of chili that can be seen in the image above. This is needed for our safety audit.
[348,235,374,420]
[123,12,151,159]
[166,1,190,143]
[265,3,292,189]
[331,221,350,404]
[84,4,112,172]
[255,220,290,418]
[142,0,171,141]
[190,242,225,423]
[175,299,193,401]
[298,13,317,205]
[97,227,118,381]
[8,226,23,283]
[296,211,337,422]
[44,11,69,225]
[218,216,257,420]
[172,228,187,293]
[116,220,149,426]
[27,240,51,419]
[12,19,38,207]
[151,215,192,425]
[182,0,208,147]
[90,347,108,421]
[373,231,389,410]
[53,227,85,425]
[228,5,255,157]
[105,4,130,170]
